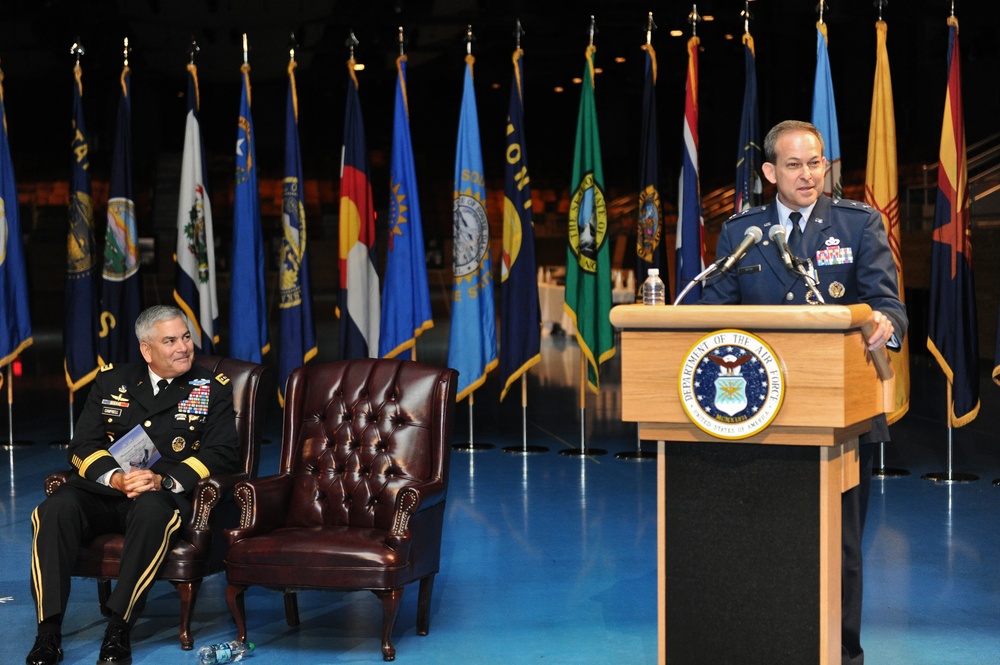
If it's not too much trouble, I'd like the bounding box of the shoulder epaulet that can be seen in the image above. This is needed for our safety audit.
[831,197,873,212]
[100,363,114,372]
[724,204,768,224]
[215,373,230,385]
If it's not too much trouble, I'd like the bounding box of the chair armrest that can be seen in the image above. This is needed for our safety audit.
[188,472,249,530]
[44,470,72,496]
[224,474,293,546]
[385,487,422,554]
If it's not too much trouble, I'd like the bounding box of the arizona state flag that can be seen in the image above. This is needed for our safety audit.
[229,62,269,363]
[277,61,317,404]
[564,45,614,393]
[811,22,843,199]
[499,48,540,402]
[338,60,380,359]
[99,65,142,364]
[64,63,99,390]
[0,66,32,369]
[864,20,909,424]
[735,33,761,214]
[174,63,219,354]
[379,55,433,359]
[675,36,705,304]
[928,16,979,427]
[635,41,667,302]
[449,54,497,401]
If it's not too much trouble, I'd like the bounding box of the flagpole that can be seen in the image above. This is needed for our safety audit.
[560,350,606,457]
[922,383,977,483]
[452,391,494,451]
[5,365,33,449]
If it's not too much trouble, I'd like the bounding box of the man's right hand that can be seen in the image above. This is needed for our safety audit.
[109,469,158,498]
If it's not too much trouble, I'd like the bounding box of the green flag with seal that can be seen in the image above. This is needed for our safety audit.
[564,44,614,392]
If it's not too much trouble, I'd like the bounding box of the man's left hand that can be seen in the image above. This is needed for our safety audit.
[867,310,895,350]
[118,469,158,499]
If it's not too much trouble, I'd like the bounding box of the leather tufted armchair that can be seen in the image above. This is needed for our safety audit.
[223,358,457,662]
[43,355,273,649]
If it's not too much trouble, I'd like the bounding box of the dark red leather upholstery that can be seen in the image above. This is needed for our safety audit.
[43,355,273,649]
[223,358,457,662]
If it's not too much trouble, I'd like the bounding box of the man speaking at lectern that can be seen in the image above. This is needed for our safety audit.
[700,120,906,665]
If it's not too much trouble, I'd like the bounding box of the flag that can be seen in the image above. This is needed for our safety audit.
[174,63,219,354]
[338,60,380,359]
[99,66,142,364]
[635,42,667,301]
[564,45,614,392]
[675,36,705,305]
[735,33,761,214]
[229,63,269,363]
[448,54,497,401]
[64,63,98,391]
[379,55,433,359]
[277,61,317,404]
[928,16,979,427]
[0,66,32,370]
[811,22,843,199]
[499,48,541,402]
[864,20,909,425]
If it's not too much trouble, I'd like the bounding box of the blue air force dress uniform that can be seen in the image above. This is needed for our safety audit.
[701,193,908,664]
[30,361,238,626]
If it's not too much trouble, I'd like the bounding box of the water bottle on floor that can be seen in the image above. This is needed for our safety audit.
[641,268,666,306]
[197,640,255,664]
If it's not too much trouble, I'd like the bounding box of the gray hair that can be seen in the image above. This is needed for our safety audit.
[135,305,186,342]
[763,120,825,163]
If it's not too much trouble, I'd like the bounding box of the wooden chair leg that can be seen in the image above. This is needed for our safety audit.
[375,587,403,662]
[283,592,300,627]
[416,575,435,636]
[97,579,112,617]
[175,580,201,650]
[226,584,248,644]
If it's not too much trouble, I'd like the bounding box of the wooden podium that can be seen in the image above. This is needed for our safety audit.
[609,304,893,665]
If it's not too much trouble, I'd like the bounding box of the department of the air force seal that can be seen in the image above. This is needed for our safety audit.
[678,329,785,440]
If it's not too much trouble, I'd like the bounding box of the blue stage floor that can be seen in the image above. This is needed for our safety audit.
[2,331,999,664]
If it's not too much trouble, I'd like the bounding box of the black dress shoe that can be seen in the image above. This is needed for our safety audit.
[96,623,131,665]
[26,633,63,665]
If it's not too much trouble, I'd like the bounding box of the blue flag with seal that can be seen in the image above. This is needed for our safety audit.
[499,48,540,402]
[229,62,269,363]
[636,41,666,301]
[65,63,98,390]
[735,33,761,213]
[99,65,142,364]
[0,65,33,370]
[449,54,497,401]
[379,54,433,359]
[278,61,317,404]
[811,22,843,199]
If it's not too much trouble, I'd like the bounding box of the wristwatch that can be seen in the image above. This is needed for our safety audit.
[160,475,176,492]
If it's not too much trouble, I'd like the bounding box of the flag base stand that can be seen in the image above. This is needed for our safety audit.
[559,447,607,457]
[921,471,978,483]
[615,430,656,461]
[992,478,1000,486]
[503,445,548,455]
[2,440,33,450]
[873,442,908,477]
[48,440,70,449]
[452,443,495,452]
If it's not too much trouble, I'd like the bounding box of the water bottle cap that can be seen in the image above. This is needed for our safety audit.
[647,268,659,276]
[247,643,256,651]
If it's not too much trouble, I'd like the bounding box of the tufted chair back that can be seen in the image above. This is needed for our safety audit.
[224,358,458,662]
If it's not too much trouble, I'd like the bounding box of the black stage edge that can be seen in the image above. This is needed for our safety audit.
[501,445,549,454]
[664,441,819,664]
[558,447,607,457]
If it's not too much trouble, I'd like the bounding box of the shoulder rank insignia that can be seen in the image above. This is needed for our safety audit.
[215,373,230,385]
[100,363,115,372]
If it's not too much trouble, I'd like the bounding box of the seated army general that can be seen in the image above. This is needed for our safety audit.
[27,305,239,665]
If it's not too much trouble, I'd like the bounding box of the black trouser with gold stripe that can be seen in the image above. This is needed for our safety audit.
[30,484,190,626]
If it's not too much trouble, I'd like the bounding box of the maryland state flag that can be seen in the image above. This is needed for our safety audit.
[499,48,540,402]
[635,41,666,302]
[338,60,380,359]
[229,62,269,363]
[735,33,761,214]
[0,66,32,370]
[564,45,614,392]
[64,63,98,391]
[864,20,909,424]
[675,36,705,304]
[379,54,433,359]
[277,61,317,404]
[174,63,219,354]
[811,22,843,199]
[449,54,497,401]
[99,65,142,364]
[928,16,979,427]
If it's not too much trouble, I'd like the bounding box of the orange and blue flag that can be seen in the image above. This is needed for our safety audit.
[99,65,142,364]
[379,55,433,359]
[338,60,380,359]
[928,16,979,426]
[635,41,666,301]
[278,61,317,404]
[811,22,843,199]
[735,33,761,214]
[675,36,704,304]
[64,63,98,390]
[499,48,540,402]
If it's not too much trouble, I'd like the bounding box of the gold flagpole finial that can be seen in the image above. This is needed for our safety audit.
[645,12,656,45]
[345,29,359,61]
[874,0,887,22]
[289,32,299,63]
[242,33,249,65]
[188,37,200,65]
[689,4,702,37]
[514,18,525,51]
[742,1,753,36]
[398,26,405,57]
[816,1,828,25]
[122,37,131,68]
[588,15,597,47]
[465,24,474,56]
[70,38,85,66]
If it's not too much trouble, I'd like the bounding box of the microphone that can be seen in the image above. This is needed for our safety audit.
[717,225,763,273]
[768,224,795,269]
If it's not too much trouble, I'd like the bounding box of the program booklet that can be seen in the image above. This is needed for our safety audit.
[108,424,160,471]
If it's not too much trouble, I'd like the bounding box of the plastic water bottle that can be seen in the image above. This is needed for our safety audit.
[196,640,255,664]
[641,268,666,306]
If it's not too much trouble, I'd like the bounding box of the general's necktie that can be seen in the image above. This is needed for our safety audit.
[155,379,169,399]
[787,211,806,259]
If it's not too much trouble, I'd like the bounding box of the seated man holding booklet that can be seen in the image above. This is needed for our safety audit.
[27,305,239,665]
